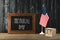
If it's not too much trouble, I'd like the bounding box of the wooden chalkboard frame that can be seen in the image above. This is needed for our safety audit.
[8,13,36,34]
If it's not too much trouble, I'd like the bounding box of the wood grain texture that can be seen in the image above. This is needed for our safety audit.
[0,33,60,40]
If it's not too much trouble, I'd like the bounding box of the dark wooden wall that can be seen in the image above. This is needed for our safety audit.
[0,0,60,33]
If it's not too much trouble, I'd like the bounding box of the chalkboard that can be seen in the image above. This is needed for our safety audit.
[11,16,32,30]
[8,13,36,34]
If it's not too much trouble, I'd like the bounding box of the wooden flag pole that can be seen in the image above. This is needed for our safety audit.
[39,26,44,34]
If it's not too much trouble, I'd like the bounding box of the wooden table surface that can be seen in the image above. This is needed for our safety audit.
[0,33,60,40]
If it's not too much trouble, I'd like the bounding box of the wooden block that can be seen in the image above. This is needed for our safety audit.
[45,28,56,37]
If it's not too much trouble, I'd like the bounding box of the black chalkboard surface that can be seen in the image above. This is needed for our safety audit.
[11,16,32,30]
[8,13,36,34]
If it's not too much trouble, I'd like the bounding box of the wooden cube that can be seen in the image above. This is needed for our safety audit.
[45,28,56,37]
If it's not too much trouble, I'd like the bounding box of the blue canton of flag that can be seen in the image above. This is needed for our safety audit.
[42,7,46,15]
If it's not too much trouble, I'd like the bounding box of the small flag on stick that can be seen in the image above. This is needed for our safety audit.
[39,13,49,27]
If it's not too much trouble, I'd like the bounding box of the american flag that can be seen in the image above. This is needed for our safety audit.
[39,13,49,27]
